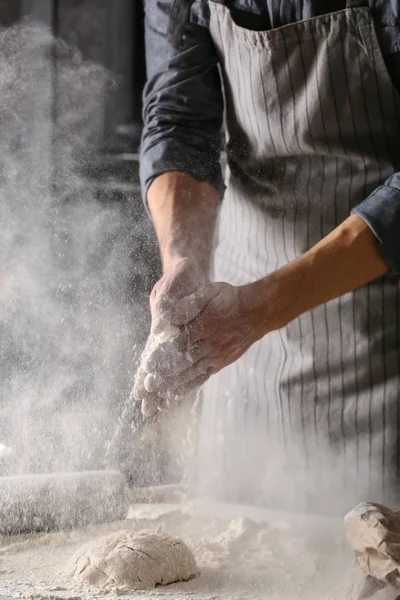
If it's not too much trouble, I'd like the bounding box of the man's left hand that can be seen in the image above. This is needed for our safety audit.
[143,282,265,397]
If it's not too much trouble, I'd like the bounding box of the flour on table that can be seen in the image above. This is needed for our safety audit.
[0,502,355,600]
[68,530,198,589]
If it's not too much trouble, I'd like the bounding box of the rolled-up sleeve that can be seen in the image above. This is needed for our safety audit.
[352,173,400,273]
[140,0,224,202]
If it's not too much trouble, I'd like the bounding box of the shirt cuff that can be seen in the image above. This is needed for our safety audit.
[351,177,400,274]
[139,139,225,214]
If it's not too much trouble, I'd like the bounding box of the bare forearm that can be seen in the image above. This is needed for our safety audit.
[147,172,220,275]
[247,215,389,334]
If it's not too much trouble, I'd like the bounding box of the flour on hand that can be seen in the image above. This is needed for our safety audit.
[67,530,198,589]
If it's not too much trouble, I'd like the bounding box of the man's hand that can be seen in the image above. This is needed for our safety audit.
[149,258,206,333]
[131,258,208,417]
[131,172,221,417]
[133,165,389,419]
[141,281,269,398]
[134,214,389,411]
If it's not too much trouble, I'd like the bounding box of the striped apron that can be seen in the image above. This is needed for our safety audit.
[198,1,400,515]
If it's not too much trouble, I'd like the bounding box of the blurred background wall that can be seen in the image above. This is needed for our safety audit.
[0,1,168,484]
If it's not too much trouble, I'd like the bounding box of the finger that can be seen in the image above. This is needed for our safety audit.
[184,320,207,346]
[151,302,175,328]
[185,341,210,364]
[174,324,207,350]
[130,367,161,418]
[141,344,213,397]
[144,351,192,387]
[140,332,169,367]
[151,285,178,318]
[150,259,199,318]
[150,307,180,335]
[143,344,200,393]
[142,337,169,372]
[175,329,187,351]
[174,372,211,396]
[159,358,212,396]
[141,396,160,417]
[170,288,218,326]
[142,334,182,375]
[130,383,159,418]
[144,372,161,393]
[144,344,191,391]
[150,292,171,323]
[130,365,146,402]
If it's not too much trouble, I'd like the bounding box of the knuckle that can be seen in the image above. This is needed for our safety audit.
[186,347,199,364]
[187,331,198,347]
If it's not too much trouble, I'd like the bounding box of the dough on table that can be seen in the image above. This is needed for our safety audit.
[67,530,198,589]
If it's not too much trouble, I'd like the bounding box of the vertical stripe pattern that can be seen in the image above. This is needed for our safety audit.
[197,4,400,514]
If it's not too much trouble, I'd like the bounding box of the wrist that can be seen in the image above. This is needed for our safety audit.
[162,253,209,282]
[238,273,290,340]
[160,229,213,277]
[240,261,312,338]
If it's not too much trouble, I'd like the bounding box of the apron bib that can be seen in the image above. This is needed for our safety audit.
[198,0,400,514]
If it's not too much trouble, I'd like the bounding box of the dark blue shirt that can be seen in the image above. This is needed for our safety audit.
[140,0,400,272]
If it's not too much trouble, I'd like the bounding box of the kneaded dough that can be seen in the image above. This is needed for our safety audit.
[67,530,198,589]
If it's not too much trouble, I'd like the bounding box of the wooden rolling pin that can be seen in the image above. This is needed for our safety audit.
[0,471,188,535]
[0,470,130,534]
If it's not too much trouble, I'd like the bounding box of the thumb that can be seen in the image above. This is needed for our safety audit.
[170,287,217,326]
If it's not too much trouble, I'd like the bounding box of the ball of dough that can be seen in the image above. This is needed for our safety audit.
[67,530,198,589]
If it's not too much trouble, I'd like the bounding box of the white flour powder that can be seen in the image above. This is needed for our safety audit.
[0,502,356,600]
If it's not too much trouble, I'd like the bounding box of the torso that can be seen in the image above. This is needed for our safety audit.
[196,1,400,515]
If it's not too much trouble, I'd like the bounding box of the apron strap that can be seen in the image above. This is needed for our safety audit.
[346,0,369,7]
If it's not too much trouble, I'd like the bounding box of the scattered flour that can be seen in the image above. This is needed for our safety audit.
[0,501,356,600]
[0,442,13,458]
[68,531,198,589]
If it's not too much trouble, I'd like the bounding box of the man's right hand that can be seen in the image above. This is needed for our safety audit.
[131,257,207,417]
[131,171,221,417]
[149,258,206,333]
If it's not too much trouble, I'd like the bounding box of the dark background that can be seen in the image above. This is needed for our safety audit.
[0,1,147,155]
[0,1,167,482]
[0,0,159,331]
